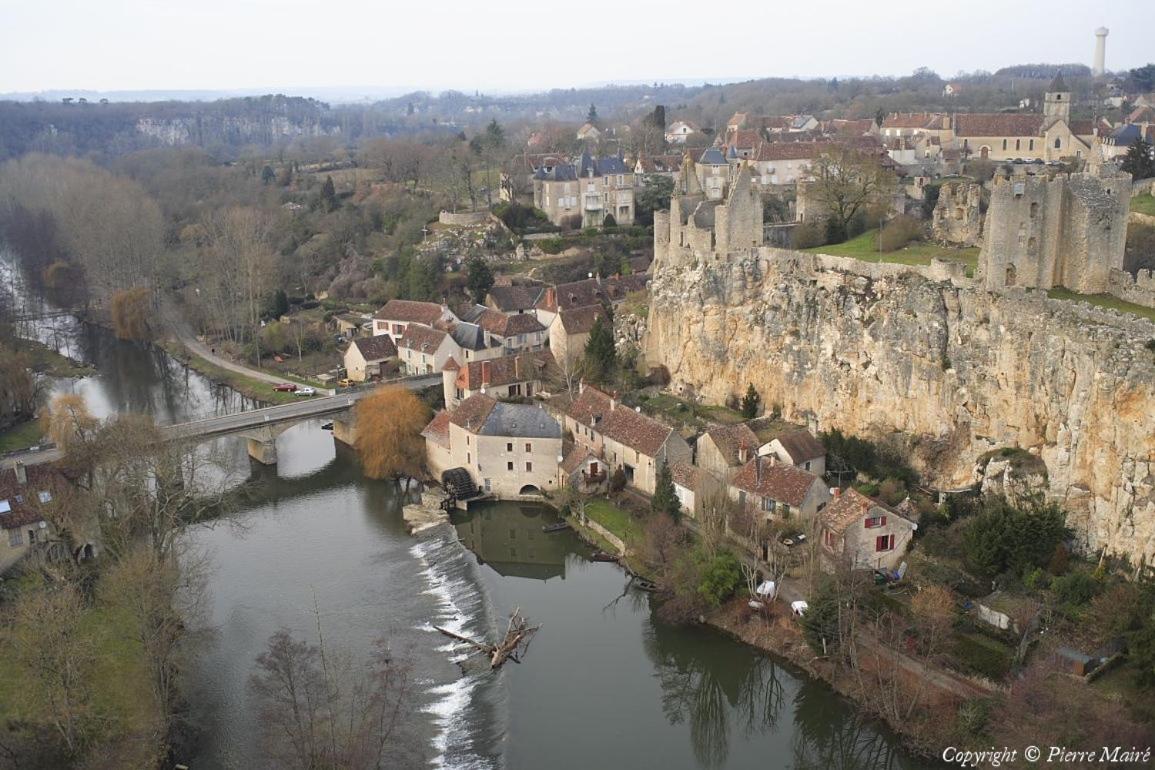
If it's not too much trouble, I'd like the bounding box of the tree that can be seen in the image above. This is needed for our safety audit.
[652,461,681,519]
[44,394,99,466]
[910,585,956,656]
[260,164,276,185]
[634,174,675,227]
[110,286,152,340]
[270,288,290,319]
[320,175,338,212]
[740,384,760,419]
[801,587,842,655]
[962,495,1069,578]
[583,313,616,384]
[354,386,430,480]
[806,147,896,243]
[1125,64,1155,94]
[697,550,743,606]
[1121,139,1155,180]
[465,257,494,305]
[587,104,598,124]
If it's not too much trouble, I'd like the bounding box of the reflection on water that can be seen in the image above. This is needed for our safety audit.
[452,504,575,581]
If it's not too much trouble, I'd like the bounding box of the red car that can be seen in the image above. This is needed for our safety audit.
[273,383,297,392]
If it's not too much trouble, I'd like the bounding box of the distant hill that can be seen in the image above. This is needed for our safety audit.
[993,63,1092,79]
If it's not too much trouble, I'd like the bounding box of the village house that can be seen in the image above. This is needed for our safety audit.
[818,488,917,571]
[397,325,459,375]
[881,112,950,140]
[422,394,562,499]
[728,455,831,522]
[671,462,717,519]
[696,147,731,200]
[441,350,558,408]
[548,305,605,368]
[332,312,369,340]
[634,154,684,179]
[761,429,826,477]
[372,299,457,345]
[465,306,548,353]
[0,464,58,573]
[342,334,397,382]
[565,384,692,496]
[576,122,601,142]
[558,445,607,495]
[485,283,545,315]
[532,153,636,227]
[534,274,649,328]
[696,423,760,483]
[748,141,824,186]
[665,120,699,144]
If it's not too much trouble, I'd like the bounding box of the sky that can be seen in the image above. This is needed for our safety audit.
[1,0,1152,97]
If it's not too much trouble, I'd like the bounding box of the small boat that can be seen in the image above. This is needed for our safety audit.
[633,578,659,592]
[590,551,618,563]
[541,521,571,533]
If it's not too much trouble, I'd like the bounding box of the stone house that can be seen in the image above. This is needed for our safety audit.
[671,462,719,519]
[696,147,731,200]
[761,430,826,477]
[818,488,916,571]
[466,306,548,353]
[634,154,684,178]
[696,423,760,483]
[398,325,460,375]
[565,384,692,496]
[548,305,605,368]
[576,123,601,142]
[343,334,397,382]
[532,154,636,227]
[485,284,545,315]
[748,141,823,186]
[422,394,563,499]
[728,455,831,523]
[0,464,58,574]
[559,445,607,494]
[665,120,698,144]
[332,313,369,340]
[441,350,558,408]
[372,299,457,345]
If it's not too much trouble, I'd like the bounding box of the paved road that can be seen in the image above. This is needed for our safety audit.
[162,303,293,388]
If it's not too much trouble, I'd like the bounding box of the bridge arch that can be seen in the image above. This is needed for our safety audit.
[518,484,542,496]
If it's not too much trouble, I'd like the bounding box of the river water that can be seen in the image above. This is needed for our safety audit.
[3,250,922,770]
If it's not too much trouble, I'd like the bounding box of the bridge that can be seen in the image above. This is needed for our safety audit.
[1,374,442,469]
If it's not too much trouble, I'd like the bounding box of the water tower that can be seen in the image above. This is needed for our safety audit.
[1093,27,1108,77]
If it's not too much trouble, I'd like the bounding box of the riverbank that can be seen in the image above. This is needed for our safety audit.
[157,338,303,406]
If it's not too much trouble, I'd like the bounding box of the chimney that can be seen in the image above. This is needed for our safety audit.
[14,462,27,485]
[481,360,491,392]
[609,394,616,410]
[831,487,841,498]
[738,444,749,464]
[545,286,556,309]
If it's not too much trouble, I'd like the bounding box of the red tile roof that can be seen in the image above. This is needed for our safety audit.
[753,141,824,162]
[398,324,448,353]
[447,393,499,432]
[953,114,1044,138]
[349,334,397,362]
[374,299,446,325]
[456,350,557,390]
[475,308,545,337]
[731,457,821,507]
[421,411,451,448]
[882,112,946,130]
[703,423,759,466]
[568,386,675,457]
[772,430,825,463]
[820,488,908,536]
[670,462,703,491]
[0,465,61,530]
[557,305,605,335]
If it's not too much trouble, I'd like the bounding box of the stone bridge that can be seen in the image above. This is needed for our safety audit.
[2,375,442,469]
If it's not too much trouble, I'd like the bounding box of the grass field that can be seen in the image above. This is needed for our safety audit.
[0,419,45,453]
[1131,194,1155,217]
[583,499,644,544]
[1047,287,1155,322]
[805,229,980,273]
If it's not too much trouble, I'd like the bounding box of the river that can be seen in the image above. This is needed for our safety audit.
[2,250,922,769]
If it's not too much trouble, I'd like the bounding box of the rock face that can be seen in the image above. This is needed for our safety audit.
[645,249,1155,565]
[931,181,983,246]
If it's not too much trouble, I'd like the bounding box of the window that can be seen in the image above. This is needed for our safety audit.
[506,442,513,452]
[8,530,22,547]
[466,435,470,446]
[507,462,514,471]
[1029,139,1034,151]
[27,529,37,544]
[467,452,471,465]
[525,462,533,472]
[761,497,776,513]
[1030,202,1038,219]
[484,478,491,492]
[875,534,895,552]
[0,499,10,514]
[1015,139,1021,151]
[865,515,887,528]
[804,461,811,471]
[1054,137,1061,149]
[1002,139,1007,151]
[525,443,532,453]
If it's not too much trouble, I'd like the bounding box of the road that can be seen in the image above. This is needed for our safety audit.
[162,302,294,388]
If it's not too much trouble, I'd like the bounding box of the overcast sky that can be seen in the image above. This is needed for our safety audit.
[1,0,1151,96]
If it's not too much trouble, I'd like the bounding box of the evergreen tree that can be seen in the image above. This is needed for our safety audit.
[320,175,338,212]
[583,312,616,383]
[652,461,681,520]
[587,104,598,124]
[1121,139,1155,180]
[465,257,494,305]
[740,383,761,419]
[270,288,290,319]
[260,164,276,185]
[485,119,505,151]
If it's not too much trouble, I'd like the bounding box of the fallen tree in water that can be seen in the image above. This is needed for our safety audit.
[435,608,540,669]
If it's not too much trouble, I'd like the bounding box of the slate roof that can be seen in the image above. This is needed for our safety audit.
[0,465,60,530]
[567,386,675,457]
[350,334,397,362]
[699,147,728,165]
[703,423,760,466]
[731,456,821,507]
[487,284,545,313]
[820,488,908,536]
[953,114,1045,138]
[1048,71,1068,92]
[534,163,579,181]
[447,321,490,352]
[398,324,448,353]
[374,299,446,325]
[456,350,557,390]
[773,430,826,463]
[479,402,560,439]
[1111,124,1143,146]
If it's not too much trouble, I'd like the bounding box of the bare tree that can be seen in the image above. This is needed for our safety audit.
[804,147,897,239]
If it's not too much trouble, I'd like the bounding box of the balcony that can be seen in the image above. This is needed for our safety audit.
[583,195,603,211]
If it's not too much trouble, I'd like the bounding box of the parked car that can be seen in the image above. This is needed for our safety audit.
[338,378,355,388]
[295,387,316,397]
[273,383,297,392]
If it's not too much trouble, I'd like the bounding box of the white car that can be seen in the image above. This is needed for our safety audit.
[295,387,316,397]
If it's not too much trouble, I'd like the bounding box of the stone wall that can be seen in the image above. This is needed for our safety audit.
[438,210,490,226]
[644,250,1155,565]
[1107,268,1155,309]
[931,181,983,246]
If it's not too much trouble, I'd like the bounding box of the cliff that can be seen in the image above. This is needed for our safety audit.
[645,248,1155,565]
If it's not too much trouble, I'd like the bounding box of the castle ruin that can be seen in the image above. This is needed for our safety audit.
[977,164,1131,294]
[653,156,763,269]
[931,180,983,247]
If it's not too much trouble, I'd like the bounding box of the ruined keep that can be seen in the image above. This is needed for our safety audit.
[977,164,1131,294]
[931,180,983,246]
[654,156,762,270]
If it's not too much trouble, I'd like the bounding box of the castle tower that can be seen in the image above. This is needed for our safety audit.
[1043,72,1071,122]
[1093,28,1108,77]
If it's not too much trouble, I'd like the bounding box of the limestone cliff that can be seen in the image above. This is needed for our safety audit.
[645,249,1155,565]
